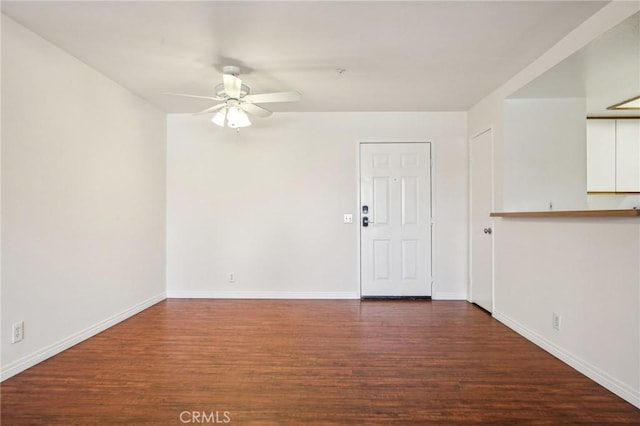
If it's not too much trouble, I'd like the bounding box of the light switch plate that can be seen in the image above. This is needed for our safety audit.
[343,214,353,224]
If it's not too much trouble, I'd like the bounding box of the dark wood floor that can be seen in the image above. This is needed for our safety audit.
[2,300,639,425]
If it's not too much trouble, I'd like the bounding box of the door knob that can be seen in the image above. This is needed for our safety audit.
[483,228,492,234]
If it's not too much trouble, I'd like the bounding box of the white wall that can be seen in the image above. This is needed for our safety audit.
[494,218,639,404]
[503,98,588,211]
[587,194,640,210]
[167,112,468,300]
[468,2,640,408]
[1,16,167,379]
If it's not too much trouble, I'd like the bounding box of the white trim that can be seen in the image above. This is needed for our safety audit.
[167,291,359,300]
[1,292,166,382]
[432,291,468,301]
[493,309,640,409]
[428,140,435,299]
[356,140,363,299]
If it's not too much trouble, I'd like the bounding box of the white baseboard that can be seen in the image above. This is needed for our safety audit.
[1,292,166,382]
[493,310,640,409]
[167,290,469,300]
[166,290,359,299]
[432,291,467,300]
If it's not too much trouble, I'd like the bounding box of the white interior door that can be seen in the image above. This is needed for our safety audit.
[470,129,493,312]
[360,143,432,297]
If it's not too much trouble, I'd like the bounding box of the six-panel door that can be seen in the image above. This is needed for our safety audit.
[360,143,432,297]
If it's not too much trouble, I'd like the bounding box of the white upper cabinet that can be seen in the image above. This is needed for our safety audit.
[615,119,640,192]
[587,119,640,193]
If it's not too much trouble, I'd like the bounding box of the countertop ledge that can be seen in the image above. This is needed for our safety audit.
[490,209,640,218]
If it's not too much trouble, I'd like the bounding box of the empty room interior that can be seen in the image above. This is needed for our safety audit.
[1,1,640,424]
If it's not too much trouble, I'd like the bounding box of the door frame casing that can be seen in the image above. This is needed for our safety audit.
[357,141,434,298]
[468,127,495,311]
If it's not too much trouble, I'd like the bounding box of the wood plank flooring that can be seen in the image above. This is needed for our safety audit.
[2,300,639,424]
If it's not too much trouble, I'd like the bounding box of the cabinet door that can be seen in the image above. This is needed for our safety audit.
[616,119,640,192]
[586,120,616,192]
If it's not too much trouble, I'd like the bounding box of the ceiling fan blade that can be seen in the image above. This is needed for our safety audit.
[162,92,223,101]
[223,74,242,99]
[193,103,226,116]
[243,91,301,104]
[240,102,272,118]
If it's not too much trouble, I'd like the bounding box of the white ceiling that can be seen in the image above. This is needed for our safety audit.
[510,11,640,117]
[1,1,608,114]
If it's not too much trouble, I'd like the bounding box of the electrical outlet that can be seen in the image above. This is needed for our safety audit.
[552,312,561,331]
[12,321,24,343]
[228,272,236,283]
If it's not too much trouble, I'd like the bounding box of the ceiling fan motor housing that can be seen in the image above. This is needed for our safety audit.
[215,83,250,99]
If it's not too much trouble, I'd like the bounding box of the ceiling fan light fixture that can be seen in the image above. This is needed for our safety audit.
[226,106,251,128]
[212,109,226,127]
[607,95,640,110]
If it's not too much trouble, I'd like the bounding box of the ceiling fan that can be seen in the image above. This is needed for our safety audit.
[164,66,301,128]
